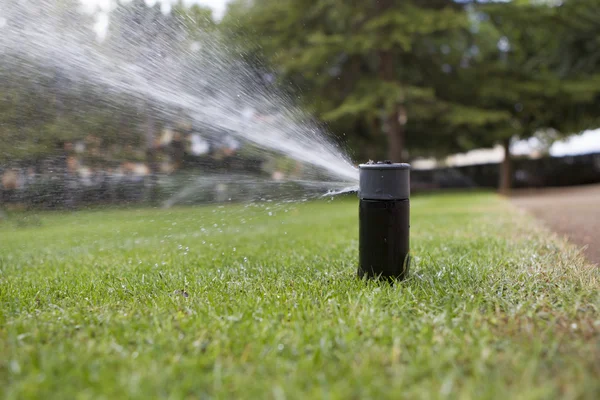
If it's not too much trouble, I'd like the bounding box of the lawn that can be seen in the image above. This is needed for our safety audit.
[1,192,598,399]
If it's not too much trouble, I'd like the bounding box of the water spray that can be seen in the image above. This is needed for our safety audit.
[358,161,411,281]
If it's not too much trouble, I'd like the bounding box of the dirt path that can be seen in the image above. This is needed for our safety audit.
[511,184,600,266]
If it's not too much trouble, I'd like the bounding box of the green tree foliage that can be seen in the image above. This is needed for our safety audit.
[553,0,600,75]
[450,1,600,190]
[223,0,517,162]
[223,0,600,188]
[173,2,217,34]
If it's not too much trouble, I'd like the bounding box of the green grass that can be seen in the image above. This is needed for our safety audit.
[1,193,598,399]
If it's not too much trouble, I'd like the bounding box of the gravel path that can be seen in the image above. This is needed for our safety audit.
[511,184,600,266]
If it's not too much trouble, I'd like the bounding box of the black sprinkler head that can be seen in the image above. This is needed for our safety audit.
[358,161,411,281]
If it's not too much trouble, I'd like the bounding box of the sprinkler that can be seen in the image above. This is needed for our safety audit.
[358,161,411,281]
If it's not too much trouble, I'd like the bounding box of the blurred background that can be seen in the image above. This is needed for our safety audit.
[1,0,599,209]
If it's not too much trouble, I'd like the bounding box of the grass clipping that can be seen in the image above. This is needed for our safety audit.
[0,193,599,399]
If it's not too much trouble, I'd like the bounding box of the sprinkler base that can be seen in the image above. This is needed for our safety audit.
[358,198,410,281]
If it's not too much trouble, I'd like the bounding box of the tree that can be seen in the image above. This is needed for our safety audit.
[462,1,600,192]
[223,0,491,162]
[223,0,600,189]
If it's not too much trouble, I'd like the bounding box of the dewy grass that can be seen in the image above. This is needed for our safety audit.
[0,193,598,399]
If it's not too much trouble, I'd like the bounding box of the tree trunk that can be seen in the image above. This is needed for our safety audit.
[386,108,405,162]
[379,50,405,162]
[376,0,405,162]
[499,137,512,194]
